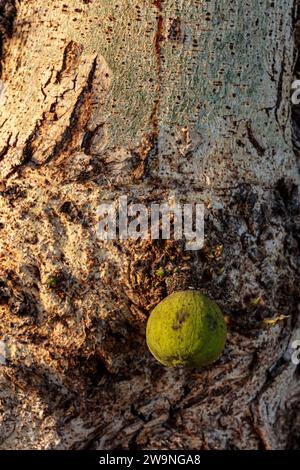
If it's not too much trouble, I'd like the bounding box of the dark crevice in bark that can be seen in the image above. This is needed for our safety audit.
[275,45,285,127]
[55,40,83,84]
[134,0,164,182]
[151,0,163,138]
[44,56,98,165]
[6,127,37,178]
[81,123,104,155]
[246,121,266,156]
[6,121,42,178]
[41,66,55,99]
[5,79,82,177]
[0,0,16,75]
[0,130,11,161]
[4,55,98,177]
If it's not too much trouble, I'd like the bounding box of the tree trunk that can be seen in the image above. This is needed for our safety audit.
[0,0,299,450]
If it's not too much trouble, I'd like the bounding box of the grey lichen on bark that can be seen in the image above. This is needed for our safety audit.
[0,0,299,450]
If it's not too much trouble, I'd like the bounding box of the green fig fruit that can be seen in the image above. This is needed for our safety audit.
[146,290,227,368]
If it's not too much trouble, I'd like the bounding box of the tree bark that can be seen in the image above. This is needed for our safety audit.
[0,0,299,450]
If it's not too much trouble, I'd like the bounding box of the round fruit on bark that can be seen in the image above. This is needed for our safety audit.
[146,290,227,368]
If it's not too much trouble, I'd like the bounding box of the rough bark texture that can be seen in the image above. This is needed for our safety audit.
[0,0,299,450]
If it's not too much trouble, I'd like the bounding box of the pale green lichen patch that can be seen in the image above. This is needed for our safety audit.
[0,0,296,185]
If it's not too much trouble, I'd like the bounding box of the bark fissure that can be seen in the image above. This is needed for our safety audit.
[133,0,165,182]
[6,124,37,177]
[0,131,11,162]
[246,122,266,157]
[44,56,97,165]
[151,0,163,139]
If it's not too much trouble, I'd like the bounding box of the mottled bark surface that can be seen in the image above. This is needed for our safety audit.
[0,0,299,450]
